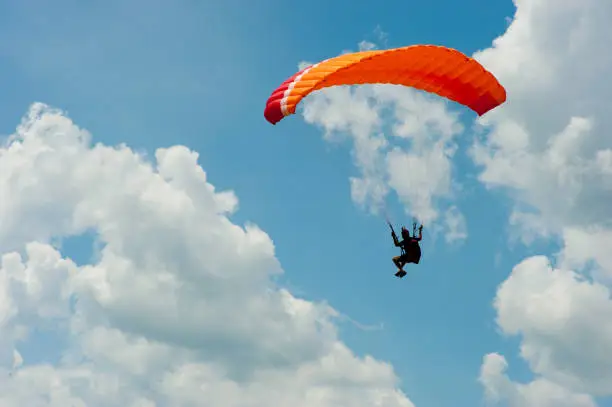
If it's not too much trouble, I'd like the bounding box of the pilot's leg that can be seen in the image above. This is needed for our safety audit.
[394,255,408,277]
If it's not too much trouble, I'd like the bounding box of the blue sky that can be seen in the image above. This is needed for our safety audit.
[0,1,611,406]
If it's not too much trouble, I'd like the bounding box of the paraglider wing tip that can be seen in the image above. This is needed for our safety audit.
[264,98,285,125]
[473,85,507,116]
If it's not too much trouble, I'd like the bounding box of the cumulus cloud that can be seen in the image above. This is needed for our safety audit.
[492,256,612,397]
[0,103,414,406]
[300,58,466,238]
[479,353,596,407]
[462,0,612,403]
[470,0,612,274]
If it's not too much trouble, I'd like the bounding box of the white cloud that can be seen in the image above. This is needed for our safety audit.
[479,353,596,407]
[0,103,415,406]
[469,0,612,274]
[492,256,612,397]
[358,40,377,51]
[300,65,466,237]
[559,227,612,283]
[298,61,312,71]
[442,206,467,244]
[465,0,612,403]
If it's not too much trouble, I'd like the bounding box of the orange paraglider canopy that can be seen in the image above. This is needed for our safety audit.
[264,44,506,125]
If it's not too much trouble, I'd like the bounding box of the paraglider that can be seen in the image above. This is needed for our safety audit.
[264,44,506,279]
[389,221,423,278]
[264,44,506,125]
